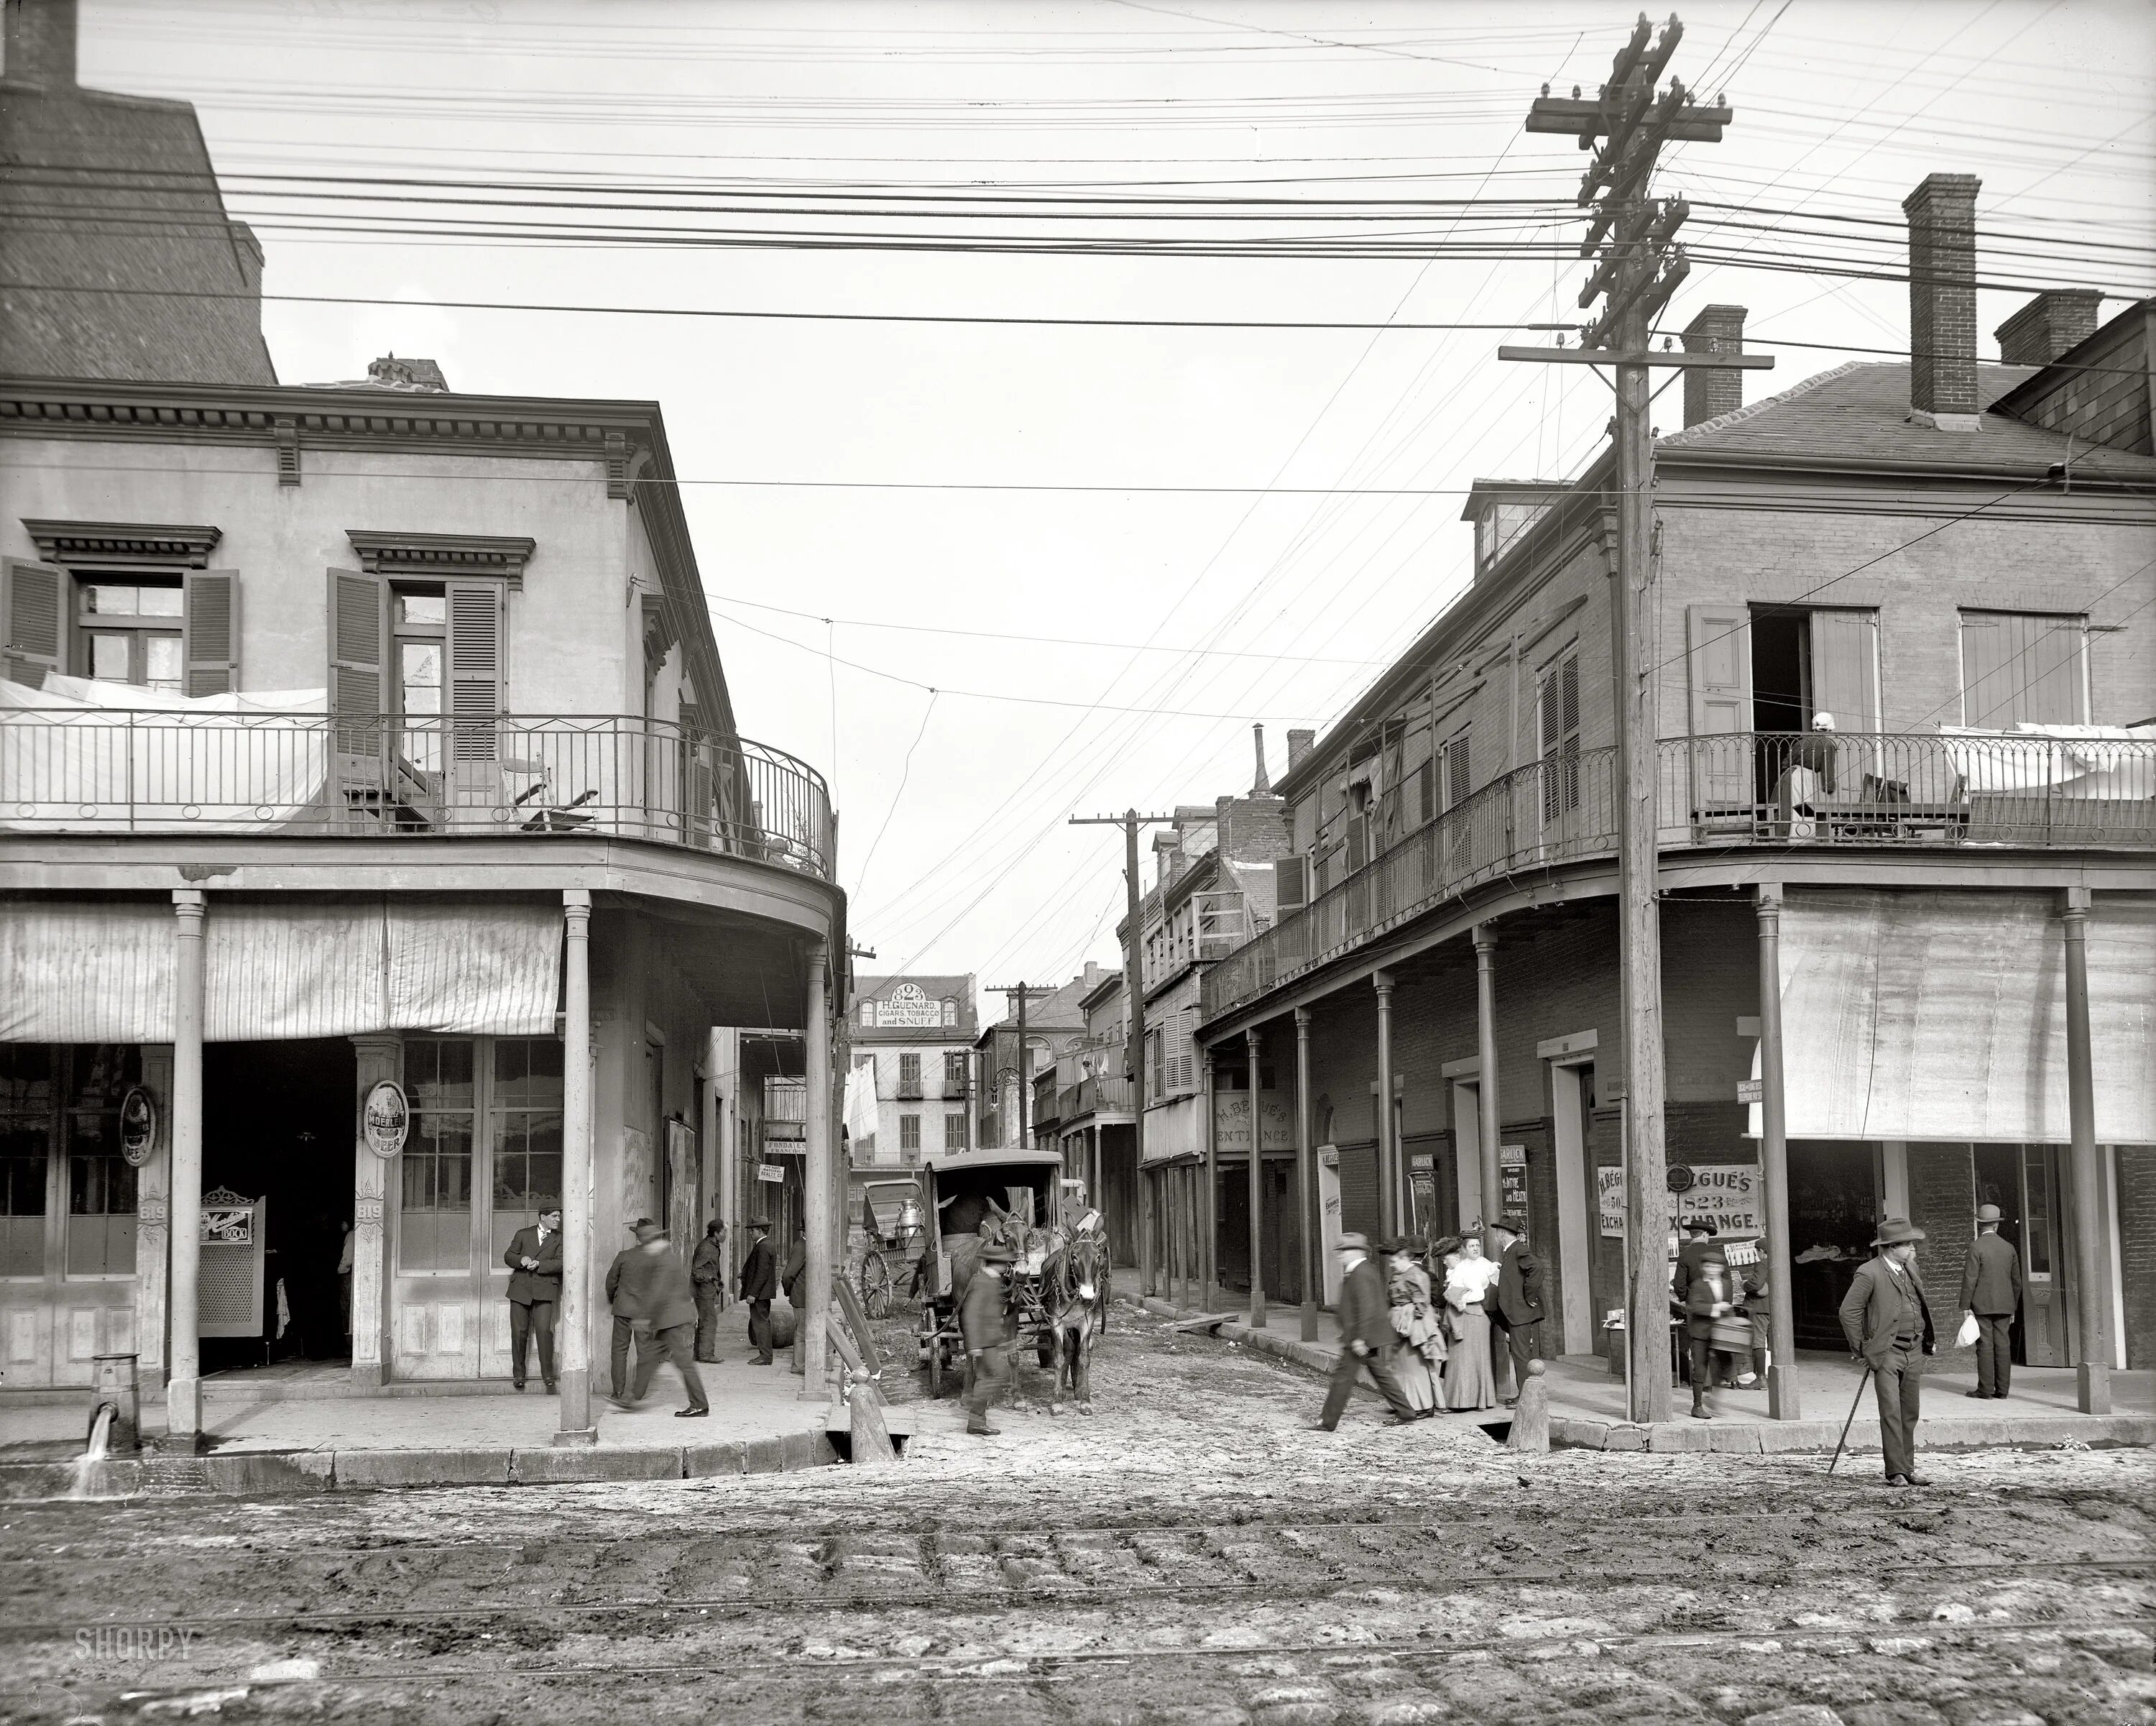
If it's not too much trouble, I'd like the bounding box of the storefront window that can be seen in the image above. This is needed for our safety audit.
[65,1045,139,1276]
[489,1037,563,1257]
[0,1047,54,1278]
[400,1039,474,1272]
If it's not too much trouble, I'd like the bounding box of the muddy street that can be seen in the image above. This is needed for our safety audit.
[2,1301,2149,1725]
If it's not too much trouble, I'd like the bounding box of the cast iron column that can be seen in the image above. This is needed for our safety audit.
[1374,971,1396,1239]
[1754,885,1800,1419]
[1474,927,1503,1229]
[553,889,596,1444]
[2063,887,2110,1415]
[803,940,834,1399]
[167,889,206,1448]
[1246,1026,1266,1328]
[1295,1006,1317,1340]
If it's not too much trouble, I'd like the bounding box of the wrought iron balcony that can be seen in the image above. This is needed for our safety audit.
[1201,731,2155,1020]
[0,710,835,881]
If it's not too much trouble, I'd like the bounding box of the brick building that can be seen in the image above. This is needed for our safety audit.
[1189,175,2155,1396]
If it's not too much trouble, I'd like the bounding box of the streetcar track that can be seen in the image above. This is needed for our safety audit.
[41,1610,2156,1695]
[4,1553,2143,1638]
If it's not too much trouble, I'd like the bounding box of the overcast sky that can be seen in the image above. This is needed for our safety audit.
[81,0,2155,1006]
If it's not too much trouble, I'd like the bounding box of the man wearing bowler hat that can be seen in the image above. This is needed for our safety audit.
[737,1217,777,1365]
[1839,1216,1937,1487]
[502,1199,563,1392]
[1958,1203,2023,1400]
[1317,1232,1427,1431]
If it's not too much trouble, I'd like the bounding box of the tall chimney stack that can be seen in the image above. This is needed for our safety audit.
[1995,290,2103,367]
[1903,173,1983,426]
[1250,724,1271,797]
[1286,728,1314,774]
[1680,305,1746,428]
[2,0,78,87]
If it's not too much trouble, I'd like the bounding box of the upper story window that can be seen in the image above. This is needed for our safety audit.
[392,586,447,768]
[1961,610,2089,727]
[1538,649,1580,820]
[78,579,184,693]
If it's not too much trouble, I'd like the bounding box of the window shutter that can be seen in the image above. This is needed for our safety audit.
[327,567,388,759]
[1274,853,1309,915]
[1685,605,1753,807]
[1560,655,1579,740]
[1444,730,1471,809]
[182,569,241,697]
[1,558,66,689]
[446,581,505,762]
[1808,610,1881,735]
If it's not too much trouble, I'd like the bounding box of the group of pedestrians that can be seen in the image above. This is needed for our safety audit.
[1317,1214,1546,1431]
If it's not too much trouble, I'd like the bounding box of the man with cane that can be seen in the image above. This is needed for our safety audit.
[1836,1217,1937,1486]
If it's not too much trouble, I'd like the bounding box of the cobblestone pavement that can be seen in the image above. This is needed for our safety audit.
[1,1298,2149,1725]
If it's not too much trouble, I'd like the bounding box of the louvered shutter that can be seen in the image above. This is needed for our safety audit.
[1686,605,1753,806]
[328,568,387,757]
[1273,853,1309,915]
[182,570,241,697]
[446,581,505,762]
[1444,730,1471,809]
[2,558,67,689]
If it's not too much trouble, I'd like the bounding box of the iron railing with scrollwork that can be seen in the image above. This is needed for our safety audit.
[0,710,837,881]
[1201,732,2155,1020]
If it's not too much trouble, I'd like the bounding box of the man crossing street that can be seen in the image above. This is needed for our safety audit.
[1318,1233,1426,1431]
[961,1240,1017,1436]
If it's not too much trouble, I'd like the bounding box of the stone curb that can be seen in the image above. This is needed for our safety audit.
[1139,1298,1340,1377]
[1550,1413,2156,1454]
[0,1430,842,1502]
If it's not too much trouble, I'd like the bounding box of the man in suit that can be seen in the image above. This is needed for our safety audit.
[737,1216,777,1365]
[502,1200,563,1392]
[605,1217,652,1400]
[1839,1216,1937,1487]
[961,1240,1017,1436]
[1318,1232,1427,1431]
[783,1226,809,1376]
[1958,1202,2023,1400]
[612,1219,709,1418]
[1488,1214,1546,1408]
[691,1218,727,1364]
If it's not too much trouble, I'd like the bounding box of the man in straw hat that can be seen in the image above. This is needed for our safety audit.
[1317,1232,1427,1431]
[1958,1202,2023,1400]
[1838,1216,1937,1486]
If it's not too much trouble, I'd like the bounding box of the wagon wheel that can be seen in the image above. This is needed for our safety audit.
[859,1249,894,1320]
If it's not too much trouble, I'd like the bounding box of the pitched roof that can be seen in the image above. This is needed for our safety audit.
[1657,360,2156,481]
[0,76,277,385]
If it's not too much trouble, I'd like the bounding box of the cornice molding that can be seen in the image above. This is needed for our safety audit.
[346,528,536,589]
[22,518,222,569]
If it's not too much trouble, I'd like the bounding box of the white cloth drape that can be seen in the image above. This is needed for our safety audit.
[1777,886,2156,1143]
[0,896,561,1042]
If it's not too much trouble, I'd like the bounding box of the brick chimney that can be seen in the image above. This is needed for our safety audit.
[1995,289,2103,367]
[1250,724,1271,797]
[1680,304,1746,427]
[2,0,77,86]
[1286,728,1314,773]
[1903,173,1983,426]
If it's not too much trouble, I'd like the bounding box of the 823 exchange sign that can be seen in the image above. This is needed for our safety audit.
[1599,1162,1760,1238]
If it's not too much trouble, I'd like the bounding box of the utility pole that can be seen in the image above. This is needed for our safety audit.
[1072,811,1177,1296]
[1505,12,1774,1424]
[987,982,1054,1151]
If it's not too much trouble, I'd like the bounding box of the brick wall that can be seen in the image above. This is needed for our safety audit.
[2119,1147,2156,1370]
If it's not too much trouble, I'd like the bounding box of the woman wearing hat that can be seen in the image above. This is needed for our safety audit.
[1440,1229,1501,1412]
[1383,1237,1445,1413]
[1838,1217,1937,1487]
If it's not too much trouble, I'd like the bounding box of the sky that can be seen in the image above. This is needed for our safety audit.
[75,0,2156,1008]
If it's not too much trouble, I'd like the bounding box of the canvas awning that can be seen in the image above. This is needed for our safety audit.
[0,896,562,1042]
[1776,886,2155,1144]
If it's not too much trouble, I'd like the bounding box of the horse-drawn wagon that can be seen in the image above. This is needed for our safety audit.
[913,1148,1110,1409]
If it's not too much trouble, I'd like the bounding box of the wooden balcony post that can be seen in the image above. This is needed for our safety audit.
[1473,927,1503,1231]
[1374,970,1396,1239]
[2063,887,2111,1415]
[553,889,597,1445]
[1296,1006,1317,1341]
[803,940,834,1401]
[1246,1027,1266,1330]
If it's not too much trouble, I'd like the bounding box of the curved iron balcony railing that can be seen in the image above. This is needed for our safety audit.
[1202,732,2155,1021]
[0,710,837,882]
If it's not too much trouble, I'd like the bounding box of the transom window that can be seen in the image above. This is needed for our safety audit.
[76,578,184,693]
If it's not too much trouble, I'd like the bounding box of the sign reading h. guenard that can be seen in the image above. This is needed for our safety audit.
[872,981,948,1029]
[1599,1162,1759,1238]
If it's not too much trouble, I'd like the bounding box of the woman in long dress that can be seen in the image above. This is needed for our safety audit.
[1385,1238,1445,1411]
[1443,1233,1501,1411]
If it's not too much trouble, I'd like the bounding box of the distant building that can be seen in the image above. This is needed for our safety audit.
[848,975,977,1170]
[0,0,278,385]
[976,969,1094,1153]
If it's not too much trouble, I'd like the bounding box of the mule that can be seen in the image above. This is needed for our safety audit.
[1042,1221,1111,1415]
